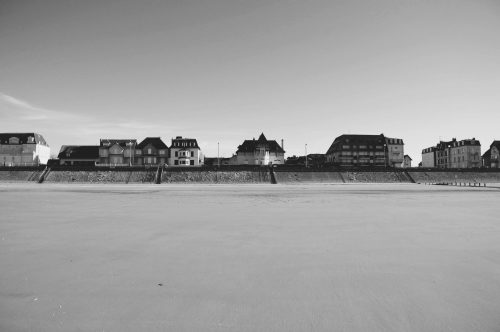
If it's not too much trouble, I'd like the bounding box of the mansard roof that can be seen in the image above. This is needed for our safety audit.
[0,133,48,146]
[326,134,385,154]
[58,145,99,159]
[236,133,285,153]
[170,136,200,149]
[137,137,168,149]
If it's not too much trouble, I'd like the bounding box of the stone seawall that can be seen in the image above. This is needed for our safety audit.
[2,168,500,184]
[407,171,500,184]
[162,170,270,183]
[43,170,156,183]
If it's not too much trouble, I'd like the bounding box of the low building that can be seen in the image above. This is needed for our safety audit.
[423,138,481,168]
[325,134,387,167]
[230,133,285,165]
[385,137,404,167]
[0,133,50,166]
[168,136,203,166]
[403,155,412,168]
[58,146,99,166]
[98,139,138,166]
[135,137,168,165]
[285,154,326,167]
[483,141,500,168]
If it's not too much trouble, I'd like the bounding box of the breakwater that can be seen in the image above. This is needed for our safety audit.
[1,166,500,184]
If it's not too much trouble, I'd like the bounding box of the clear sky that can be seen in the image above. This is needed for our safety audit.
[1,0,499,161]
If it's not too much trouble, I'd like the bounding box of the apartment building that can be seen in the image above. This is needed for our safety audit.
[325,134,389,167]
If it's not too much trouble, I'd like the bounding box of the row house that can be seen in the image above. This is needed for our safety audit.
[136,137,168,165]
[385,137,404,167]
[326,134,403,167]
[482,141,500,168]
[168,136,203,166]
[99,139,138,166]
[229,133,285,165]
[422,138,481,168]
[0,133,50,166]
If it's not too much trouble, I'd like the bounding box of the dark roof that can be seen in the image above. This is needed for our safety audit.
[100,139,137,147]
[0,133,48,146]
[490,141,500,149]
[436,138,480,150]
[482,149,491,159]
[404,155,412,160]
[137,137,168,149]
[170,136,200,149]
[58,145,99,159]
[236,133,285,153]
[326,134,385,154]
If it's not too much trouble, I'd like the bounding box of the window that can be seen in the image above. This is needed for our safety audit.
[148,148,152,154]
[175,151,178,157]
[190,160,194,165]
[159,150,165,155]
[190,151,194,157]
[174,160,179,165]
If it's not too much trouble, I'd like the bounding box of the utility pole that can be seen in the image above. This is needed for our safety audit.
[217,142,220,167]
[305,144,308,168]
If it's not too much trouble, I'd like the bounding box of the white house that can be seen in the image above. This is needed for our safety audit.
[168,136,203,166]
[230,133,285,165]
[0,133,50,166]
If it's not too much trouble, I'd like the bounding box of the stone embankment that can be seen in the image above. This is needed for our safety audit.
[162,170,270,183]
[2,167,500,184]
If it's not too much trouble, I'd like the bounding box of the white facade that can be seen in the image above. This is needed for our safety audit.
[168,136,203,166]
[385,137,404,168]
[0,133,50,166]
[421,148,436,168]
[230,133,285,166]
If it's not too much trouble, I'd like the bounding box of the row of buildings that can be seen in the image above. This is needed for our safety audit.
[1,132,500,168]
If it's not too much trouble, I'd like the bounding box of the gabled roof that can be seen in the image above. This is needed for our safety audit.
[58,145,99,159]
[137,137,168,149]
[404,155,412,160]
[236,133,285,153]
[326,134,385,154]
[490,141,500,149]
[100,139,137,147]
[0,133,48,146]
[482,149,491,159]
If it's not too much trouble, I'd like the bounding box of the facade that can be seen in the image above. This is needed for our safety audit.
[385,137,404,167]
[230,133,285,165]
[58,146,99,166]
[403,155,412,168]
[135,137,168,165]
[421,147,436,168]
[168,136,203,166]
[482,141,500,168]
[98,139,138,166]
[0,133,50,166]
[423,138,481,168]
[325,134,388,167]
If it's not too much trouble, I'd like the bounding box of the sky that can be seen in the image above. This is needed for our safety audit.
[1,0,499,161]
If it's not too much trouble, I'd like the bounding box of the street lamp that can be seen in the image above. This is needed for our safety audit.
[217,142,220,167]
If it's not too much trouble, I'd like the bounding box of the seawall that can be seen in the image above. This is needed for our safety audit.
[2,167,500,184]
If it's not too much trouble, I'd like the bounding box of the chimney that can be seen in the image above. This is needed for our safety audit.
[281,139,284,151]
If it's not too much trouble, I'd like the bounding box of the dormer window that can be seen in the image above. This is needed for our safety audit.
[9,137,19,144]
